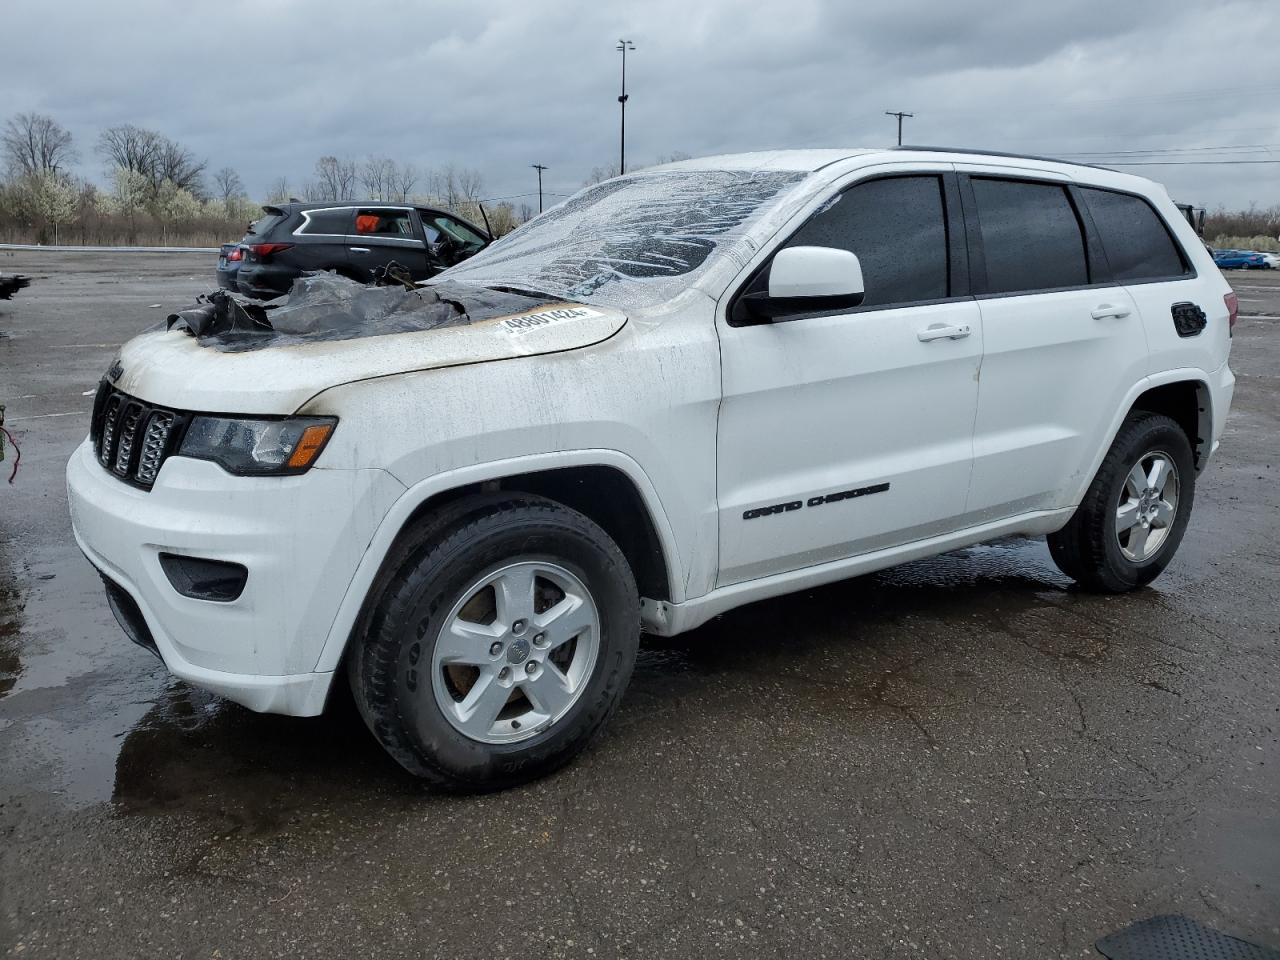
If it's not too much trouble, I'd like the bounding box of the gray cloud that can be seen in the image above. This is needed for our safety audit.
[3,0,1277,210]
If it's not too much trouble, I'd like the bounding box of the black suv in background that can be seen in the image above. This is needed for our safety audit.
[231,201,492,298]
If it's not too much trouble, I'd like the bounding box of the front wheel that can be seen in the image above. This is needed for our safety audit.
[1048,413,1196,592]
[348,494,640,791]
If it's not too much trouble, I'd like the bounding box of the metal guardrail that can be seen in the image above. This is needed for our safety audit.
[0,243,218,254]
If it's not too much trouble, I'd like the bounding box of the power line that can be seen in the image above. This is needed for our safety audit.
[1104,159,1280,166]
[477,190,571,203]
[1058,143,1280,157]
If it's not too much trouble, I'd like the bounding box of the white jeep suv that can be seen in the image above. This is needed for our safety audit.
[67,148,1236,789]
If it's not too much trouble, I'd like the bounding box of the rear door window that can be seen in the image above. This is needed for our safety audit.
[354,209,415,239]
[299,207,354,236]
[971,178,1088,294]
[783,175,950,307]
[1080,187,1189,282]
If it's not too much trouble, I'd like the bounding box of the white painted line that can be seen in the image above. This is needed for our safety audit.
[1241,314,1280,320]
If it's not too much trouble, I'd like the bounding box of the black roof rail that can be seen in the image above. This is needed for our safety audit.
[891,145,1109,169]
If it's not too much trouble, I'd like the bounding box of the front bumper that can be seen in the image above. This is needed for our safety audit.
[66,439,405,715]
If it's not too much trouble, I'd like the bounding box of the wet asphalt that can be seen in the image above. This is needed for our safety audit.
[0,250,1277,958]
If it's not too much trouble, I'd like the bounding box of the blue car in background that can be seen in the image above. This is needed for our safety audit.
[215,242,242,289]
[1213,249,1269,270]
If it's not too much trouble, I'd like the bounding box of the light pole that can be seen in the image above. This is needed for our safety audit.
[885,110,914,146]
[617,39,635,174]
[531,163,548,213]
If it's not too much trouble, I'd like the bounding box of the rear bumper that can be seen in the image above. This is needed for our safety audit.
[1206,359,1235,467]
[235,263,294,298]
[66,439,405,715]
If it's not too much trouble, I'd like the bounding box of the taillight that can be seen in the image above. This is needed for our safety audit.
[249,243,293,260]
[228,247,242,262]
[1224,291,1238,336]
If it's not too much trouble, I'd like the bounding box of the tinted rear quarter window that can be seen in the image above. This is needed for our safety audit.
[247,211,286,238]
[1081,188,1189,281]
[784,175,949,307]
[971,178,1087,294]
[300,208,354,236]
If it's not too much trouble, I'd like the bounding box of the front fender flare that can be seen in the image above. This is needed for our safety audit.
[311,448,684,673]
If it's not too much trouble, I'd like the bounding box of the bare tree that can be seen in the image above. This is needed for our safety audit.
[153,139,206,196]
[433,165,459,210]
[583,163,621,186]
[97,124,205,197]
[390,161,418,202]
[456,167,484,204]
[2,112,78,177]
[266,177,292,204]
[313,156,357,201]
[212,167,244,203]
[359,156,395,200]
[98,124,162,178]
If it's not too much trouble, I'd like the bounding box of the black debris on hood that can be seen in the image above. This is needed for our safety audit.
[166,272,554,353]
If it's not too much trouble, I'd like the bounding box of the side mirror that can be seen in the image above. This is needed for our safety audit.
[742,246,865,321]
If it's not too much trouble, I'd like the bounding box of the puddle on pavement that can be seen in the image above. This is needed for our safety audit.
[0,566,24,698]
[1,533,1091,819]
[637,536,1071,676]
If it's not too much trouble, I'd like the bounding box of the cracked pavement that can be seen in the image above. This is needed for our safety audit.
[1,251,1277,958]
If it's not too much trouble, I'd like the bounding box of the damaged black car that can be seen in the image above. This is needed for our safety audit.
[231,201,492,299]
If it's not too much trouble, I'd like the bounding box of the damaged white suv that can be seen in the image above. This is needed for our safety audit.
[68,148,1235,789]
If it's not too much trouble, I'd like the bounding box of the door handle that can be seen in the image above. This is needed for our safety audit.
[1090,304,1131,320]
[349,246,371,253]
[917,323,972,342]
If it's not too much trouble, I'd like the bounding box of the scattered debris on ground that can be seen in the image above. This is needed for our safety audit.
[0,273,32,299]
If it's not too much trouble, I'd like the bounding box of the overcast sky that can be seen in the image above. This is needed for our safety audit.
[4,0,1278,211]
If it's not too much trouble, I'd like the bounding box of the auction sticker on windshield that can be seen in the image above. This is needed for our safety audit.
[500,305,603,332]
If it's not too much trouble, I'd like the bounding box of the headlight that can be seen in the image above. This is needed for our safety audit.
[178,416,336,476]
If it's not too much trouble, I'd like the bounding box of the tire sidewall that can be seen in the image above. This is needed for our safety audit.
[382,514,638,788]
[1099,422,1196,586]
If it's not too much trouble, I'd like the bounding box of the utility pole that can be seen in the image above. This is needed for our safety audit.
[531,164,548,213]
[885,110,914,146]
[617,39,635,175]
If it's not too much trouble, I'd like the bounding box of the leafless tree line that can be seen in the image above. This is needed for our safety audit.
[4,111,752,249]
[1,111,533,244]
[1204,203,1280,250]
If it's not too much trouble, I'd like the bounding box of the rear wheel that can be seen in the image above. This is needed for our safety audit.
[348,494,640,791]
[1047,413,1195,592]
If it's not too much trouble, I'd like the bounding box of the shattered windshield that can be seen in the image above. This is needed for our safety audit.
[439,170,809,309]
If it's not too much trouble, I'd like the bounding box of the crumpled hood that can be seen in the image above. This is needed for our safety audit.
[113,290,627,414]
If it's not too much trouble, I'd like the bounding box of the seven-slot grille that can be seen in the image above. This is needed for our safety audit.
[90,382,188,489]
